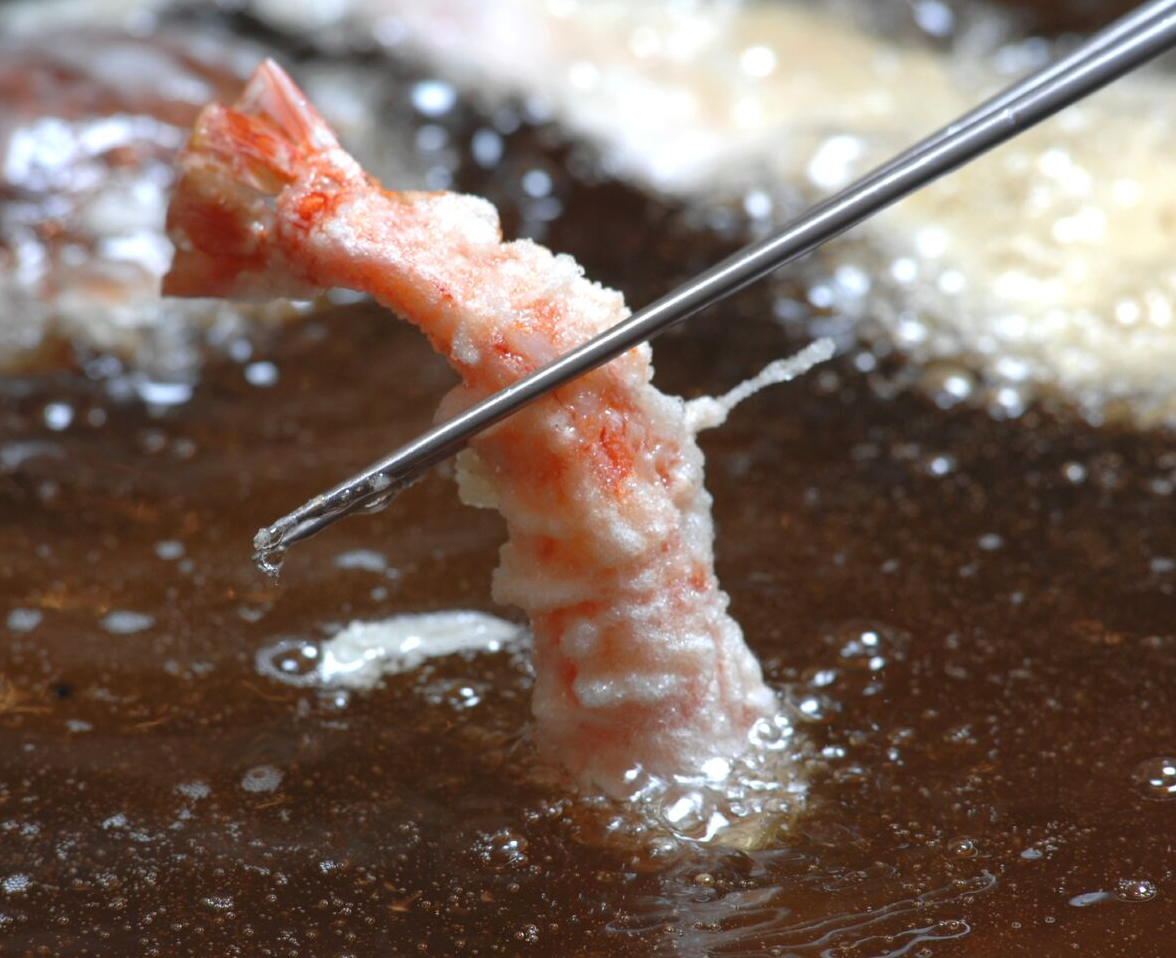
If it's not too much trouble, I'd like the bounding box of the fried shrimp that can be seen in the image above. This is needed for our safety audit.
[165,61,821,799]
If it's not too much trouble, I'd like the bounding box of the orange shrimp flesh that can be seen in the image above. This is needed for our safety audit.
[164,60,782,802]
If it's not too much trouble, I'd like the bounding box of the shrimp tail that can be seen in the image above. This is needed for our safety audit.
[163,59,359,300]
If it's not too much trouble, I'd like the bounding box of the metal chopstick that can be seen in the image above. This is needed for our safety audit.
[253,0,1176,571]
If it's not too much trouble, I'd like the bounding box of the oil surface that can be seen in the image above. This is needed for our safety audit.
[3,2,1176,955]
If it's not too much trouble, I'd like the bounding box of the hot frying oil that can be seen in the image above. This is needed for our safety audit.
[2,1,1175,953]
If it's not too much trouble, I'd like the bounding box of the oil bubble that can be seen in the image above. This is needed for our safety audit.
[661,791,708,836]
[808,667,839,688]
[241,765,283,794]
[1131,757,1176,800]
[946,836,978,859]
[421,678,486,710]
[747,711,796,750]
[201,895,234,911]
[919,361,976,409]
[244,361,279,387]
[826,621,909,672]
[924,452,958,477]
[514,923,540,943]
[1115,879,1157,903]
[475,828,529,869]
[154,540,184,560]
[793,693,837,724]
[411,79,457,117]
[43,401,74,431]
[255,637,321,687]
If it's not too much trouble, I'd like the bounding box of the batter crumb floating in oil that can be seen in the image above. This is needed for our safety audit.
[163,61,827,815]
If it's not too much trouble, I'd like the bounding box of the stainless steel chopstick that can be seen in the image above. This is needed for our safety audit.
[253,0,1176,571]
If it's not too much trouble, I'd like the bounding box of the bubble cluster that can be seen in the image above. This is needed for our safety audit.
[611,710,807,846]
[1115,879,1158,903]
[2,874,30,895]
[473,828,529,869]
[829,621,908,669]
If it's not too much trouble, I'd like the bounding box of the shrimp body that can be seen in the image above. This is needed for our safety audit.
[165,61,777,796]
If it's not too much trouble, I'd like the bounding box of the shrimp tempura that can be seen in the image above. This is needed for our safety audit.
[165,61,795,798]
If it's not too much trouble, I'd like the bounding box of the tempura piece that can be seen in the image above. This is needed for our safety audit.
[163,62,823,799]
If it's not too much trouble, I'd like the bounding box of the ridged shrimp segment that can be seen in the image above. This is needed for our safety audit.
[164,60,778,796]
